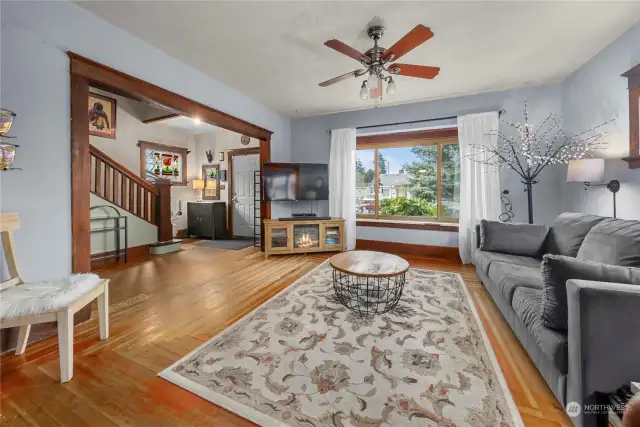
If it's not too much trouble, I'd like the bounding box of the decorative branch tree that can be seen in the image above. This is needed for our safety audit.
[468,101,612,224]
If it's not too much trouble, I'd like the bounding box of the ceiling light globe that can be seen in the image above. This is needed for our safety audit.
[387,78,396,95]
[367,73,378,87]
[360,82,369,100]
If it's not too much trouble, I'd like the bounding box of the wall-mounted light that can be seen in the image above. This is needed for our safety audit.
[567,158,620,218]
[218,151,225,162]
[193,117,201,125]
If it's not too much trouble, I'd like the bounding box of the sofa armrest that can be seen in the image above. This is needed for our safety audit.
[478,220,549,257]
[566,279,640,427]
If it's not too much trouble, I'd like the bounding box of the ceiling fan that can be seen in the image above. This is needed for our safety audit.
[319,25,440,100]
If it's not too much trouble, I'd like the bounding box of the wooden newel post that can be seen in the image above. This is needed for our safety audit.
[155,179,173,242]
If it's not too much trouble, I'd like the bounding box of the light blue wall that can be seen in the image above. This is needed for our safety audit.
[0,1,291,280]
[291,84,567,233]
[561,21,640,220]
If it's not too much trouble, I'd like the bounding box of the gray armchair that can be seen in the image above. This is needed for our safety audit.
[566,280,640,427]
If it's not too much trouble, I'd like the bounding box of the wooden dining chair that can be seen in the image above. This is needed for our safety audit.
[0,213,109,382]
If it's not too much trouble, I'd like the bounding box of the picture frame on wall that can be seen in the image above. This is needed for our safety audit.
[89,92,117,139]
[202,164,220,200]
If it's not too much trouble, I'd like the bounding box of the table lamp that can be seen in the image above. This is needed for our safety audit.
[567,159,620,218]
[192,179,204,202]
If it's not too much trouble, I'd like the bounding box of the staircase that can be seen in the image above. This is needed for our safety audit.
[90,145,173,243]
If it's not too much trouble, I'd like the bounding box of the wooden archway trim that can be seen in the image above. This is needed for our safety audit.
[70,52,272,273]
[70,53,273,140]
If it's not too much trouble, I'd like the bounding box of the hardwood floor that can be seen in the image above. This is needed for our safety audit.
[0,243,572,426]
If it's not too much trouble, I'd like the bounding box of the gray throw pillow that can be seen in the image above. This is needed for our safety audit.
[543,212,605,257]
[480,220,550,257]
[577,218,640,267]
[540,254,640,331]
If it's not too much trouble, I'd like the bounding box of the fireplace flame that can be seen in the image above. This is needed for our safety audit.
[297,232,317,248]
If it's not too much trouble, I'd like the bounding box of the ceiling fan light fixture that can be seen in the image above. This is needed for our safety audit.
[360,81,369,100]
[367,72,378,88]
[387,78,396,95]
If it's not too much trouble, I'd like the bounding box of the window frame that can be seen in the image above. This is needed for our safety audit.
[356,128,459,223]
[138,140,189,186]
[622,64,640,169]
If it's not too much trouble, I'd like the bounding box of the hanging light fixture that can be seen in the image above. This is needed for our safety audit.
[359,82,369,100]
[387,77,396,95]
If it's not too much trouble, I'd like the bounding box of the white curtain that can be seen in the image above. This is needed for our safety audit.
[329,128,357,251]
[458,112,501,264]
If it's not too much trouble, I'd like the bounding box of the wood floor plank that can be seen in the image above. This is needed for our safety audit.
[0,243,571,426]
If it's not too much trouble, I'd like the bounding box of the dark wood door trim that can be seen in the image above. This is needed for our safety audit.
[227,147,261,238]
[71,74,91,274]
[70,52,273,275]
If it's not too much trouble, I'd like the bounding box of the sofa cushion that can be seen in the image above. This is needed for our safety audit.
[480,220,550,257]
[544,212,606,257]
[540,255,640,330]
[488,261,543,303]
[577,218,640,267]
[511,287,568,374]
[475,249,542,278]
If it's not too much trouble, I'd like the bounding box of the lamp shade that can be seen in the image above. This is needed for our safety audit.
[567,159,605,183]
[205,180,217,190]
[191,179,205,190]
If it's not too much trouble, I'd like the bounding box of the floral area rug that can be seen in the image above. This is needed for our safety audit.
[159,261,523,427]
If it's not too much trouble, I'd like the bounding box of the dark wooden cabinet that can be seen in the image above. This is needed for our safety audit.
[187,202,227,239]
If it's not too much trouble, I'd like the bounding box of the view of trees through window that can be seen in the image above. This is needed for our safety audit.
[355,141,460,220]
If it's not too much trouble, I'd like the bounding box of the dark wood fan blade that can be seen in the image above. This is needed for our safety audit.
[382,25,434,61]
[318,70,363,87]
[390,64,440,79]
[324,40,367,62]
[369,76,383,99]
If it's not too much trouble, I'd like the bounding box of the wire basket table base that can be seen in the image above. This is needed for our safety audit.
[332,268,406,316]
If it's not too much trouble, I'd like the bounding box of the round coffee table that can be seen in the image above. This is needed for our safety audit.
[329,250,409,316]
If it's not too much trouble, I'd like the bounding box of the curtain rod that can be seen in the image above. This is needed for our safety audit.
[327,109,506,134]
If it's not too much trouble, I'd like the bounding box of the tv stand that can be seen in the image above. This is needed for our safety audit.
[264,218,345,259]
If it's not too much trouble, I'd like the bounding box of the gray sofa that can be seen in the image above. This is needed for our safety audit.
[475,212,640,427]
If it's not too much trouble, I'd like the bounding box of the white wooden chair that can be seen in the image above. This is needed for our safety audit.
[0,213,109,382]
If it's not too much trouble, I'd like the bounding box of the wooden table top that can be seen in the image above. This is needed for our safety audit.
[329,250,409,278]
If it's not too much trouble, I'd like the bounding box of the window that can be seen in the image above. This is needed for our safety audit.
[355,129,460,222]
[138,140,189,185]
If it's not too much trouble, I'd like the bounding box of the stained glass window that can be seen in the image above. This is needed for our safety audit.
[139,141,188,184]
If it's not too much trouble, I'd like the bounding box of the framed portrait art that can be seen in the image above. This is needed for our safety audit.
[88,92,116,139]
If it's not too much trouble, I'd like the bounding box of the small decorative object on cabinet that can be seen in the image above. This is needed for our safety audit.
[263,218,345,259]
[187,202,227,239]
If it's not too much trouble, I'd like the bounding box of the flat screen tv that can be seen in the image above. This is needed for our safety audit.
[263,163,329,201]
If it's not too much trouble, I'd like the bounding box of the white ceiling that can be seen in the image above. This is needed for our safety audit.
[77,1,640,118]
[160,116,221,134]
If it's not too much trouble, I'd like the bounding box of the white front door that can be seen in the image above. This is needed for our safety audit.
[232,154,259,237]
